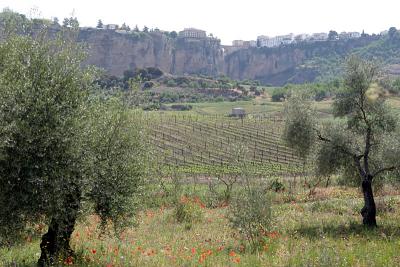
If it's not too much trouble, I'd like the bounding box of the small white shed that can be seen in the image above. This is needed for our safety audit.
[231,107,246,117]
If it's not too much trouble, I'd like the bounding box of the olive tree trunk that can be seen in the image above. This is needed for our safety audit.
[38,192,80,266]
[360,176,377,227]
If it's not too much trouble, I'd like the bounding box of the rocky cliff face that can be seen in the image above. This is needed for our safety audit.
[224,37,379,85]
[78,29,380,85]
[79,30,224,77]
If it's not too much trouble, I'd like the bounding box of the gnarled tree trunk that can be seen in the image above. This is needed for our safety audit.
[38,192,80,266]
[360,176,377,227]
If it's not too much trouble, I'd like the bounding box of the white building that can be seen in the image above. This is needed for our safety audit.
[349,32,361,38]
[232,40,245,46]
[248,40,257,47]
[232,40,257,47]
[339,31,361,39]
[257,35,279,47]
[257,34,294,47]
[104,24,118,30]
[312,32,328,41]
[294,34,310,42]
[179,28,207,39]
[280,33,294,45]
[231,108,246,117]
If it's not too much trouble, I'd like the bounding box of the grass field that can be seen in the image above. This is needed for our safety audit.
[2,184,400,266]
[158,96,400,117]
[2,97,400,266]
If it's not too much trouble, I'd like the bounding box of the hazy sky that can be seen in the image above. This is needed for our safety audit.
[1,0,398,45]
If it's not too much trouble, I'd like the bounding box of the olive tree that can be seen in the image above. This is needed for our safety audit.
[0,32,147,265]
[283,56,400,227]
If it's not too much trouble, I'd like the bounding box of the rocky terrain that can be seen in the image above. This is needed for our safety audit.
[78,29,387,85]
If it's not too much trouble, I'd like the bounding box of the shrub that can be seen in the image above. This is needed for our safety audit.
[174,195,204,230]
[142,81,154,89]
[228,186,272,252]
[268,179,285,192]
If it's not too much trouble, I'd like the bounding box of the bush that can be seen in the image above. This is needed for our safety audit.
[268,179,285,192]
[170,104,192,111]
[166,79,177,87]
[228,186,272,252]
[174,195,204,230]
[142,81,154,89]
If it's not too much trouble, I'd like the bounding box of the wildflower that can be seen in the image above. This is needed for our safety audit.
[64,256,73,265]
[91,249,97,254]
[191,248,196,255]
[217,246,224,252]
[267,231,280,239]
[229,251,236,257]
[233,257,241,263]
[147,249,156,256]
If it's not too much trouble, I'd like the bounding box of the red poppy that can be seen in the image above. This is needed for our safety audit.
[64,256,73,265]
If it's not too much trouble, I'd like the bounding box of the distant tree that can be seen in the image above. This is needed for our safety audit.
[361,30,368,37]
[388,27,398,39]
[134,24,139,32]
[62,17,69,27]
[169,31,178,38]
[283,56,400,227]
[121,22,130,31]
[52,17,59,26]
[328,30,338,40]
[96,19,103,28]
[62,17,79,28]
[69,17,79,28]
[143,26,149,32]
[123,69,136,82]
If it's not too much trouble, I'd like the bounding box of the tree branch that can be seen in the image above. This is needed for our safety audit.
[372,165,400,177]
[313,127,360,159]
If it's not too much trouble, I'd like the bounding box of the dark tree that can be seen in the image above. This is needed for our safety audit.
[169,31,178,38]
[96,19,103,28]
[328,30,338,40]
[283,56,400,227]
[388,27,399,40]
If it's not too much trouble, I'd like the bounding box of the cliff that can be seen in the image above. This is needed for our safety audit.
[224,37,380,85]
[78,29,383,85]
[0,24,388,86]
[79,30,224,77]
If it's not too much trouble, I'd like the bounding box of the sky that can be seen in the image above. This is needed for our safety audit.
[1,0,399,45]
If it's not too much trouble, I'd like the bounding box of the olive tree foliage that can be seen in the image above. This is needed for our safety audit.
[0,31,147,265]
[84,100,147,230]
[282,90,316,157]
[283,56,400,227]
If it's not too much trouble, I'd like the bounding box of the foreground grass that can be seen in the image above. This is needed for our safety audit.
[2,186,400,266]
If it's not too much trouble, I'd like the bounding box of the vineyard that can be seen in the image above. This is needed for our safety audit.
[146,113,307,176]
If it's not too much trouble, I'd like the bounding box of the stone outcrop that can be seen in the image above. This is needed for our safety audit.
[79,30,224,77]
[78,28,380,85]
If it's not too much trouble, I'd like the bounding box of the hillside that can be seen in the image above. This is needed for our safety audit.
[1,11,400,86]
[79,29,400,85]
